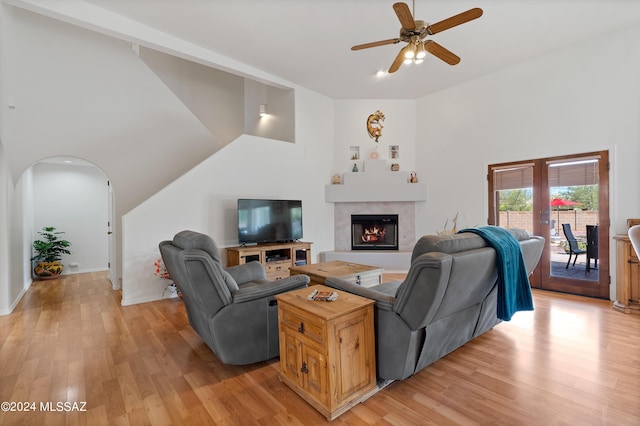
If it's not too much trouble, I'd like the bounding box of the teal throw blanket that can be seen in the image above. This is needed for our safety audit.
[458,226,534,321]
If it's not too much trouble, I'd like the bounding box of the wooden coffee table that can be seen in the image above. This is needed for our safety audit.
[289,260,383,288]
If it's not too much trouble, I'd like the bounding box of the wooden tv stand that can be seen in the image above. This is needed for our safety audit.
[226,241,312,281]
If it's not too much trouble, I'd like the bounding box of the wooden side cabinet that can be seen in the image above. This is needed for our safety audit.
[226,242,311,281]
[275,285,377,420]
[613,234,640,314]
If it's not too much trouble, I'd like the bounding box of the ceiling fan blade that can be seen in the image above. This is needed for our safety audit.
[388,48,406,73]
[427,8,483,35]
[393,2,415,31]
[351,38,401,51]
[424,41,460,65]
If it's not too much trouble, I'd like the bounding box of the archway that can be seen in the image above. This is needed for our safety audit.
[26,156,114,286]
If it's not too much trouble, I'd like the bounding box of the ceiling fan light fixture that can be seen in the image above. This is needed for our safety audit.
[351,3,483,73]
[416,42,427,59]
[403,43,416,59]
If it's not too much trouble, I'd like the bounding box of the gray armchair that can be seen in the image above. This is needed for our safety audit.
[159,230,309,365]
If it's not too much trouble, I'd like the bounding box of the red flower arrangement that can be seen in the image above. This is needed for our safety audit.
[153,258,182,300]
[154,258,171,280]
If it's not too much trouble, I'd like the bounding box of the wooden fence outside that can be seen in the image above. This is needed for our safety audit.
[499,210,598,237]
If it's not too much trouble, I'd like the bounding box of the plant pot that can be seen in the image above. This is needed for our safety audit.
[34,261,64,280]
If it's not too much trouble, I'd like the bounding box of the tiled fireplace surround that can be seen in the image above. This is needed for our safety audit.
[319,202,416,272]
[334,202,416,252]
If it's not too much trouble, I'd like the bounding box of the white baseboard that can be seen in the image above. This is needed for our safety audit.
[121,295,158,306]
[0,279,32,316]
[62,267,109,275]
[121,292,178,306]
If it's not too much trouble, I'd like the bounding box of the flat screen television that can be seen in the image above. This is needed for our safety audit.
[237,199,303,244]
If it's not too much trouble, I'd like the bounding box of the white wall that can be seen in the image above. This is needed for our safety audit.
[0,141,11,314]
[244,79,295,143]
[14,167,31,295]
[0,0,16,314]
[0,142,31,315]
[330,100,422,257]
[415,25,640,299]
[2,7,219,211]
[333,100,417,176]
[32,162,109,274]
[121,88,334,305]
[139,46,246,147]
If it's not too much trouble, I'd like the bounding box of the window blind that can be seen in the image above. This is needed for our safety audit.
[548,159,599,187]
[492,164,533,190]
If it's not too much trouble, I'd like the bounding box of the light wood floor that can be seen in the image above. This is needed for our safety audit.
[1,272,639,425]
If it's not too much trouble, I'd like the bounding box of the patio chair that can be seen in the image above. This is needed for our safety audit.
[586,224,598,271]
[562,223,586,268]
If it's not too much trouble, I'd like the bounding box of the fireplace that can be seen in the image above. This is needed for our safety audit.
[351,214,399,250]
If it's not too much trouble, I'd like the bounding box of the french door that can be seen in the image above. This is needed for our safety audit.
[488,151,609,298]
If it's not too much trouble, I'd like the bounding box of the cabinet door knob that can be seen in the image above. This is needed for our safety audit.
[300,362,308,374]
[298,322,305,333]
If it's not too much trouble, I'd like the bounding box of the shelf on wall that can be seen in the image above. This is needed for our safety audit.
[326,160,426,203]
[325,182,426,203]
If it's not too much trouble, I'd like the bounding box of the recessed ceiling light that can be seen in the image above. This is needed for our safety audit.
[63,160,72,163]
[375,70,388,77]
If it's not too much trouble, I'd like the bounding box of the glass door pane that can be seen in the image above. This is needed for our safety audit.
[548,158,600,282]
[490,164,534,234]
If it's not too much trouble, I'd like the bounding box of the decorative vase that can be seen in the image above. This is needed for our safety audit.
[369,147,379,159]
[34,261,64,280]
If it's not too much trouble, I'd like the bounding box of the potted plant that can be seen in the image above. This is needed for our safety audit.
[31,226,72,280]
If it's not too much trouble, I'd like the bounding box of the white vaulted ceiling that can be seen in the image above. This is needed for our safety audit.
[6,0,640,99]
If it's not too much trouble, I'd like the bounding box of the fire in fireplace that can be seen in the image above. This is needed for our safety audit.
[351,214,398,250]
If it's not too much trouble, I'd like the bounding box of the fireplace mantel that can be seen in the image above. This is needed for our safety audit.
[325,183,426,202]
[325,160,426,203]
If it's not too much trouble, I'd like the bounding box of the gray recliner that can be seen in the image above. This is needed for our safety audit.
[325,228,544,381]
[159,230,309,365]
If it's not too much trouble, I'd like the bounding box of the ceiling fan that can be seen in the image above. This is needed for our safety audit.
[351,1,483,73]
